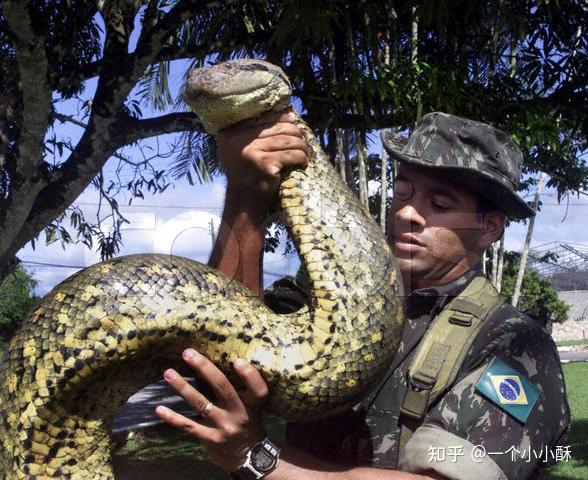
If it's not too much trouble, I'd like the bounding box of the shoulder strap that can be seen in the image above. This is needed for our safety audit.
[400,276,505,423]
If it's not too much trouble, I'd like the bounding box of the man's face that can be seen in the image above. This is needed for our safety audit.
[387,164,497,291]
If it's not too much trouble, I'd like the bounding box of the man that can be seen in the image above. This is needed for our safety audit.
[155,111,570,480]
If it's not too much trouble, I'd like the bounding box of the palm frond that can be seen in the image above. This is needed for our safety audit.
[169,131,219,184]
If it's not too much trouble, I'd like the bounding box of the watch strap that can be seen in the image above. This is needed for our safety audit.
[230,470,258,480]
[231,437,280,480]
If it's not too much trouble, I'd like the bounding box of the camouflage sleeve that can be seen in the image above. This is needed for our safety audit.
[398,305,571,480]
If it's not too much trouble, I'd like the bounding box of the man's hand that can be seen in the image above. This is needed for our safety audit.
[217,109,308,203]
[209,109,307,296]
[155,349,269,472]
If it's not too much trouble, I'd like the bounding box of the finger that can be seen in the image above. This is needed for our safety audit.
[232,358,269,409]
[247,149,309,180]
[255,122,304,140]
[270,149,309,170]
[155,405,220,442]
[229,109,296,130]
[162,368,220,420]
[250,135,308,163]
[257,134,308,152]
[182,349,244,413]
[225,120,304,147]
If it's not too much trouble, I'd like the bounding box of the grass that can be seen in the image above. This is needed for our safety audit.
[114,426,210,460]
[111,415,286,479]
[111,425,228,479]
[556,339,588,347]
[540,363,588,480]
[0,340,5,361]
[112,365,588,479]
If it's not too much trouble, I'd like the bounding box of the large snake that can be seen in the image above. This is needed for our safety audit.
[0,60,403,479]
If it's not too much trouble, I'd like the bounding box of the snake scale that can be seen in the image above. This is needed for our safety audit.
[0,60,403,479]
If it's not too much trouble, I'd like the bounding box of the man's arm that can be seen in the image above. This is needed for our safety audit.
[277,444,445,480]
[207,185,270,297]
[208,109,307,296]
[156,349,443,480]
[160,115,444,479]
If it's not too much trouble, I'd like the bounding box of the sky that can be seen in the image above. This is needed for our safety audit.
[18,159,588,297]
[14,14,587,296]
[507,189,588,251]
[19,175,303,296]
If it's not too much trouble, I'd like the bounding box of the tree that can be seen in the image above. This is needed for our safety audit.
[512,172,546,307]
[494,251,569,324]
[1,0,586,285]
[0,0,282,282]
[0,267,39,342]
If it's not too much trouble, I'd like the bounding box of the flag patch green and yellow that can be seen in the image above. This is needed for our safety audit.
[475,357,541,423]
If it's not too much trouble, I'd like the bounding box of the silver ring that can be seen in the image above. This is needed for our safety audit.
[200,401,215,418]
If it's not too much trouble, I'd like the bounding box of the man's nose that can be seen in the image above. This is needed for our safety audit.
[395,202,426,227]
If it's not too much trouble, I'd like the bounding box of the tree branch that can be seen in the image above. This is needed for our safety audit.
[132,0,212,76]
[53,38,245,90]
[156,39,245,64]
[53,112,88,129]
[53,60,102,88]
[0,0,53,272]
[18,110,203,253]
[2,0,51,181]
[9,2,222,257]
[113,112,204,145]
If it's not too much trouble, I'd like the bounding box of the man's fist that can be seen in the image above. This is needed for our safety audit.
[216,110,309,203]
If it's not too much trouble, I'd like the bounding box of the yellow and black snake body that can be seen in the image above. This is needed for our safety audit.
[0,60,404,478]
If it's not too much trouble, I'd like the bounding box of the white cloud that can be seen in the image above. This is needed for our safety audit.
[18,165,587,297]
[263,226,300,287]
[19,179,227,295]
[153,210,220,260]
[367,179,381,197]
[18,176,303,295]
[504,187,588,252]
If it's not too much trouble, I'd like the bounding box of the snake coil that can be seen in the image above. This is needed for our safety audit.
[0,60,403,479]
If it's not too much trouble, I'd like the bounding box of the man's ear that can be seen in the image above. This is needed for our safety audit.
[479,211,506,249]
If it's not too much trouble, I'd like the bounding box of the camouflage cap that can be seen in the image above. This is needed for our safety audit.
[381,112,534,219]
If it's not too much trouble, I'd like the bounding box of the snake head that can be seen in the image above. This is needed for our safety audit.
[184,59,292,134]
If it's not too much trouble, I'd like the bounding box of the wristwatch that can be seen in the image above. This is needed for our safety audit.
[230,437,280,480]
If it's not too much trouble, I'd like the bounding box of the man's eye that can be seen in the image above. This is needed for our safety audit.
[432,201,450,211]
[395,190,412,201]
[393,181,413,201]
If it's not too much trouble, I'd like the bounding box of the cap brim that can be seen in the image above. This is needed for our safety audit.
[384,144,535,220]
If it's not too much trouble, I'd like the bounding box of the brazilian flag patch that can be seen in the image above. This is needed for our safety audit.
[475,357,541,424]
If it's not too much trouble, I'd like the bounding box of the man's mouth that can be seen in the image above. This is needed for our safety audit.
[393,234,425,254]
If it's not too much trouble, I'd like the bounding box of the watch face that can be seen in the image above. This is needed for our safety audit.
[252,444,277,472]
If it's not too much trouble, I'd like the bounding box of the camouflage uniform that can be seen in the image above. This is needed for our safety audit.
[265,272,570,480]
[264,113,570,479]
